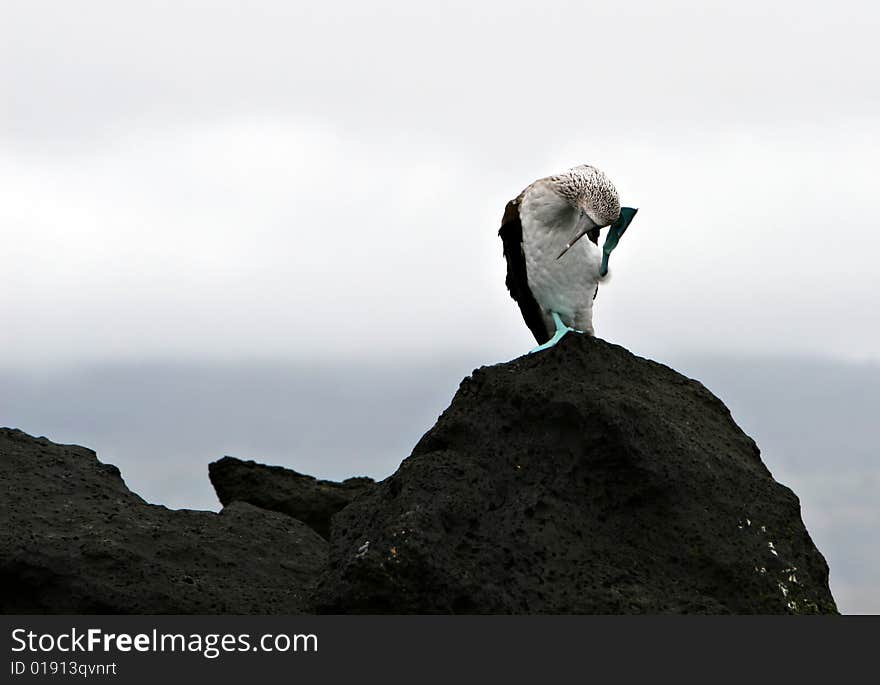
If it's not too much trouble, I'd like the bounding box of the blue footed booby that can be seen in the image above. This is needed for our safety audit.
[499,164,638,352]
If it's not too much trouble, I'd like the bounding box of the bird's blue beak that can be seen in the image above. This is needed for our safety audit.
[599,207,638,276]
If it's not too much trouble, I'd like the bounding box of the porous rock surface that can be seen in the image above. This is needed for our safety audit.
[0,428,326,613]
[1,335,837,614]
[312,335,837,614]
[209,456,373,540]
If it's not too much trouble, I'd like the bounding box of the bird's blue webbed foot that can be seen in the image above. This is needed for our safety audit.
[529,311,582,353]
[600,206,638,276]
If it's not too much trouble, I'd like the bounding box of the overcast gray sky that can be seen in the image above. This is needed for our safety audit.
[2,0,878,364]
[2,2,878,613]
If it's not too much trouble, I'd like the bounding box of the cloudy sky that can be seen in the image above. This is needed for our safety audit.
[3,0,878,365]
[2,2,877,612]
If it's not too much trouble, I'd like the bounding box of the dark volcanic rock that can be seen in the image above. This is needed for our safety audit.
[314,335,837,614]
[0,428,327,614]
[0,336,838,614]
[209,457,374,540]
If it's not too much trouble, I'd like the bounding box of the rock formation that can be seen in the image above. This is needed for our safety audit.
[209,457,373,540]
[0,335,837,613]
[312,336,837,614]
[0,429,326,613]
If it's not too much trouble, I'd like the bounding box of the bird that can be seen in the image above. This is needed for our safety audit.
[499,164,637,353]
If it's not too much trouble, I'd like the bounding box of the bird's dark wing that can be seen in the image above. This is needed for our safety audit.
[498,196,551,344]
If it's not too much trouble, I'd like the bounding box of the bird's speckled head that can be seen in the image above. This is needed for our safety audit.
[548,164,621,227]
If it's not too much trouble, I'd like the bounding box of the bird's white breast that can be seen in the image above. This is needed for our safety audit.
[519,182,602,333]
